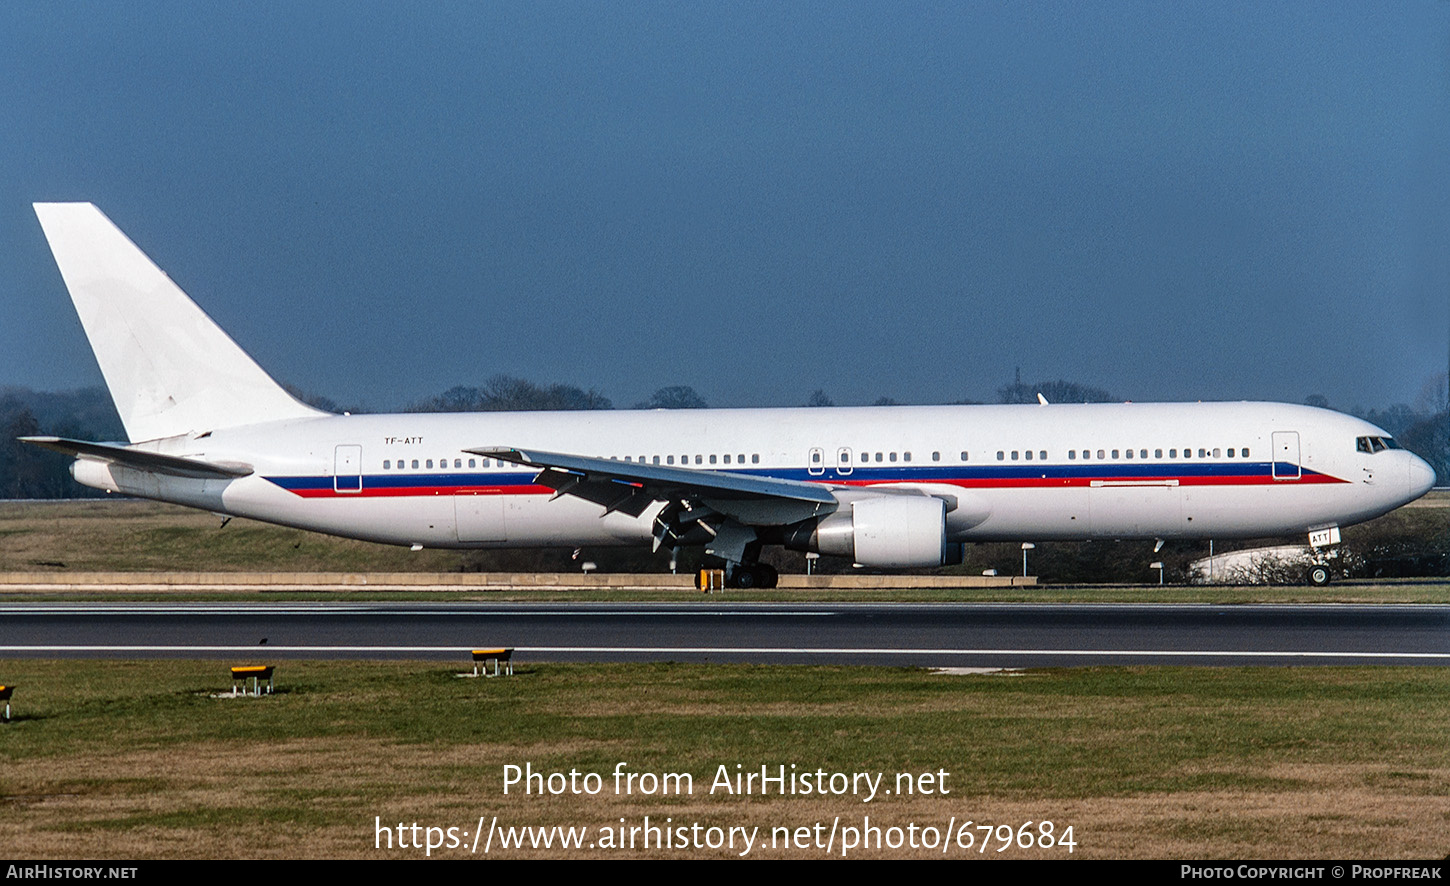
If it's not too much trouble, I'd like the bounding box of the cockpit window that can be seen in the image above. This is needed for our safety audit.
[1357,435,1399,454]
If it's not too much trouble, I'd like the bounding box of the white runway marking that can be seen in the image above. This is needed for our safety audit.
[1,645,1447,660]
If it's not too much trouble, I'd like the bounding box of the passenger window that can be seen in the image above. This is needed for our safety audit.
[1242,447,1250,457]
[1040,451,1046,461]
[903,452,911,462]
[1125,449,1133,459]
[752,454,760,464]
[1112,450,1119,459]
[889,452,897,462]
[1011,451,1019,461]
[723,454,731,464]
[383,460,390,470]
[710,455,718,464]
[1212,448,1220,458]
[1198,449,1206,458]
[932,451,940,462]
[1068,450,1076,460]
[997,451,1004,461]
[1170,449,1177,458]
[737,454,744,463]
[653,455,661,465]
[1154,449,1162,459]
[960,451,968,461]
[469,459,476,468]
[1139,449,1147,459]
[411,459,419,469]
[695,455,703,465]
[1097,450,1105,459]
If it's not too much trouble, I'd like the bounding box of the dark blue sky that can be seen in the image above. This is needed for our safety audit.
[3,2,1447,412]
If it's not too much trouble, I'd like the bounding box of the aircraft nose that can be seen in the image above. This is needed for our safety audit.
[1407,454,1436,499]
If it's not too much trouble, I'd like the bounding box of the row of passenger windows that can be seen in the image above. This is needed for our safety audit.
[383,457,496,470]
[380,454,772,470]
[614,453,761,465]
[998,447,1251,461]
[812,451,971,464]
[381,446,1257,472]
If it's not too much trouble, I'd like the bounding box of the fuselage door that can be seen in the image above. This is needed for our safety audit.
[808,447,825,477]
[836,447,853,477]
[334,444,363,493]
[1271,431,1301,480]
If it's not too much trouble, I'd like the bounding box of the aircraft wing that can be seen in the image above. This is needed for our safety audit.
[19,436,254,480]
[468,447,838,526]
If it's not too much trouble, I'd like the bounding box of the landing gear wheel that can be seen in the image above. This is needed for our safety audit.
[728,564,778,589]
[1308,565,1331,586]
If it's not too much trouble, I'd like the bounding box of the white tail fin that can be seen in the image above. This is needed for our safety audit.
[33,203,327,442]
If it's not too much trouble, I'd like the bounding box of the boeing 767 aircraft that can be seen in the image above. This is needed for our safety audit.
[22,203,1437,586]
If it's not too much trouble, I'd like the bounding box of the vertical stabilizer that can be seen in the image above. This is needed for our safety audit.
[33,203,327,442]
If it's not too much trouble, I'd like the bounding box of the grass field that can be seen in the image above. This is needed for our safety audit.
[1,660,1447,859]
[3,498,1448,859]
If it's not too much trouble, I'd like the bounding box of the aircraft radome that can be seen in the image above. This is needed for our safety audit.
[22,203,1436,587]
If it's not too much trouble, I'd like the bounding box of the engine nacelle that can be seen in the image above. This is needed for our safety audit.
[70,457,120,493]
[788,494,949,568]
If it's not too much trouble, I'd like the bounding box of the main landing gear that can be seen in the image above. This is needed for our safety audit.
[728,562,779,589]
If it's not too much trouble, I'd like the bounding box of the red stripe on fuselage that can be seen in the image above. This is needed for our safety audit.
[286,484,553,499]
[276,472,1347,499]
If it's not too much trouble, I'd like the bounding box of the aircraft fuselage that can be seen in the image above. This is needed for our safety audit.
[76,400,1434,551]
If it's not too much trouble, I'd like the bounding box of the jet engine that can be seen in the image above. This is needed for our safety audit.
[783,493,951,567]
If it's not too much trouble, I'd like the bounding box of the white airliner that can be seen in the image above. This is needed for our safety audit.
[23,203,1436,587]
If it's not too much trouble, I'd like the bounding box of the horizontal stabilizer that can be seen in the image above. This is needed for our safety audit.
[19,436,253,480]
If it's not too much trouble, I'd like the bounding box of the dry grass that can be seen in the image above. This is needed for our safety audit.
[1,661,1447,859]
[0,499,471,573]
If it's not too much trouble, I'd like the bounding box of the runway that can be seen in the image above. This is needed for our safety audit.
[2,601,1448,666]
